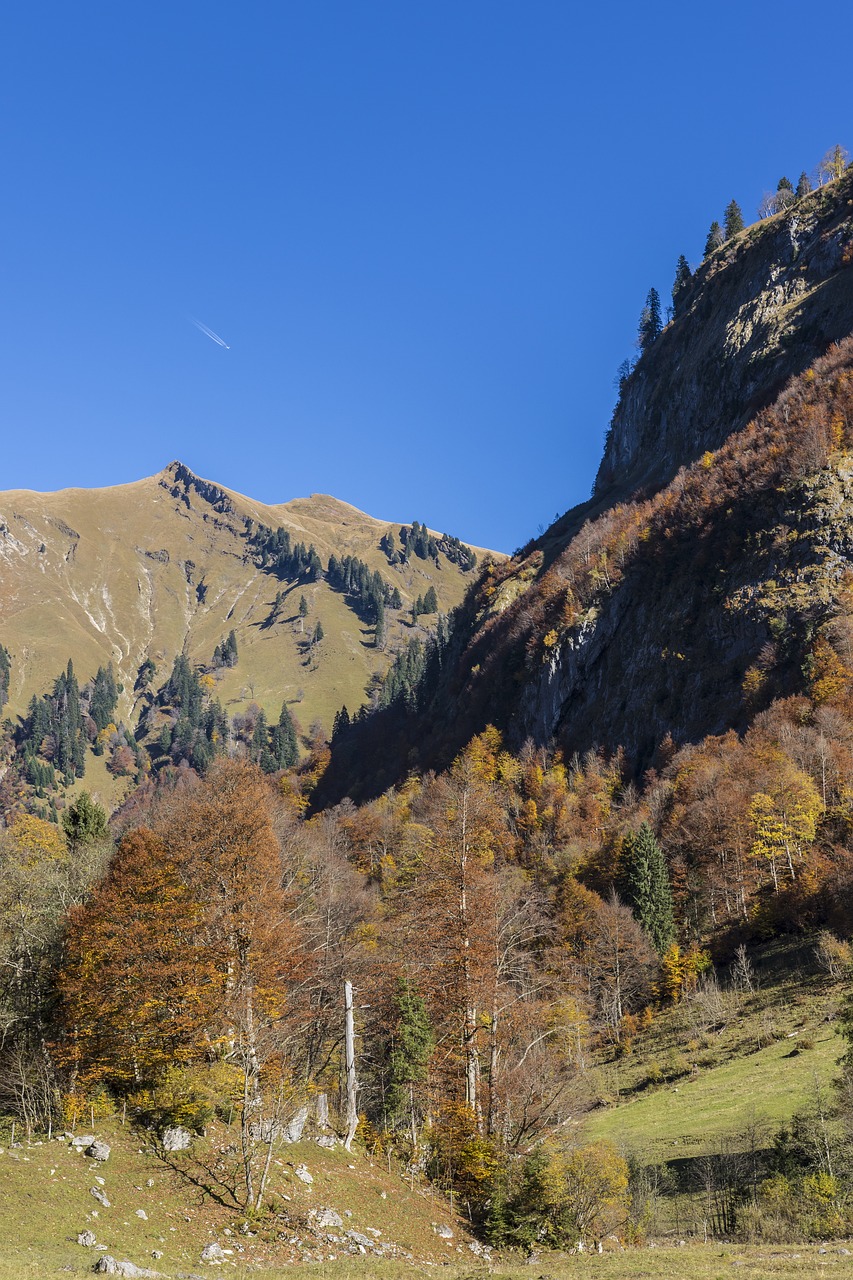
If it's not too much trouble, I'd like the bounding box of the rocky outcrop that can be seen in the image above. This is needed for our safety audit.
[596,171,853,502]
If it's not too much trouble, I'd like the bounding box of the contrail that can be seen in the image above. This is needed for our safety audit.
[191,318,230,349]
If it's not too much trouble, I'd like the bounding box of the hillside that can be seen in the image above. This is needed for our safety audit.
[316,168,853,805]
[0,462,494,743]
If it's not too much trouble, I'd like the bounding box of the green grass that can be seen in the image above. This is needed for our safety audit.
[586,1026,843,1159]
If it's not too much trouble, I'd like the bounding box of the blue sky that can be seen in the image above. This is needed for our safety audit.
[1,2,850,552]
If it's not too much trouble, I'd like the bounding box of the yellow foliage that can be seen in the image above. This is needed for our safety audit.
[543,629,559,649]
[9,814,66,863]
[701,450,715,468]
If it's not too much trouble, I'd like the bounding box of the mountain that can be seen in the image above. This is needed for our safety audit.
[316,167,853,805]
[0,462,495,738]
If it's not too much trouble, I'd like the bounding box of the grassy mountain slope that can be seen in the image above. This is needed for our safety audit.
[0,462,495,736]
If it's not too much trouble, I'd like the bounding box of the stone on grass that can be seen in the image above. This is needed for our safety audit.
[347,1231,372,1248]
[200,1242,225,1261]
[314,1208,343,1228]
[315,1134,338,1148]
[71,1134,95,1148]
[135,1209,148,1220]
[90,1186,111,1207]
[86,1140,111,1162]
[294,1164,313,1184]
[93,1258,161,1277]
[161,1126,192,1153]
[77,1230,98,1247]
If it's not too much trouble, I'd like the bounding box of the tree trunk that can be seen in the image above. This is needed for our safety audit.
[343,979,358,1151]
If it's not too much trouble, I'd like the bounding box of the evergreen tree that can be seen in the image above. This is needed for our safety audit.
[796,170,812,198]
[638,286,662,352]
[375,597,386,648]
[775,176,795,210]
[723,199,744,239]
[90,663,118,731]
[422,585,438,614]
[269,701,298,769]
[385,978,434,1140]
[62,791,108,854]
[704,220,724,257]
[621,822,675,955]
[332,705,351,739]
[671,255,692,315]
[312,620,324,646]
[0,643,10,713]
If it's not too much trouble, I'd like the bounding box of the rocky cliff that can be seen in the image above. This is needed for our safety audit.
[595,169,853,501]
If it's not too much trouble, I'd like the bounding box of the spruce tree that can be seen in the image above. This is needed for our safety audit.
[796,170,812,198]
[621,822,675,955]
[638,287,662,352]
[62,791,108,854]
[704,220,724,257]
[386,978,434,1139]
[723,199,744,239]
[671,255,692,315]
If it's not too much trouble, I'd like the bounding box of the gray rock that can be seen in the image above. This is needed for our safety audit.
[161,1126,192,1153]
[283,1106,309,1142]
[86,1140,111,1162]
[347,1231,373,1248]
[90,1186,111,1207]
[315,1134,338,1148]
[468,1241,492,1259]
[77,1230,98,1247]
[314,1208,344,1228]
[435,1224,453,1239]
[70,1134,95,1148]
[93,1259,161,1278]
[200,1243,225,1261]
[135,1209,148,1220]
[294,1164,313,1184]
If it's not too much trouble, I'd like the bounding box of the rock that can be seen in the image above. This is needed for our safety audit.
[200,1243,225,1262]
[283,1106,309,1142]
[347,1231,373,1248]
[86,1140,111,1162]
[136,1209,148,1220]
[468,1241,492,1259]
[77,1230,98,1247]
[838,1247,851,1255]
[70,1134,95,1148]
[435,1224,453,1239]
[93,1259,160,1278]
[151,1253,163,1260]
[90,1186,111,1207]
[161,1126,192,1153]
[294,1164,313,1184]
[315,1134,338,1148]
[314,1208,343,1228]
[145,1179,155,1188]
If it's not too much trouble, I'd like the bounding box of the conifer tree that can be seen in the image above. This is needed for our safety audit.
[638,287,662,352]
[724,199,744,239]
[621,822,675,955]
[704,220,724,257]
[61,791,108,854]
[269,702,298,769]
[796,170,812,198]
[0,643,10,713]
[385,978,434,1141]
[671,255,692,315]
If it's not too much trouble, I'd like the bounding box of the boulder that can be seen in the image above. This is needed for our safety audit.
[161,1126,192,1153]
[434,1224,453,1240]
[90,1186,111,1207]
[93,1258,161,1277]
[77,1230,98,1247]
[70,1134,95,1148]
[294,1164,313,1184]
[346,1231,373,1248]
[314,1208,343,1228]
[315,1134,338,1149]
[135,1209,148,1220]
[282,1106,309,1142]
[200,1242,225,1261]
[86,1140,111,1162]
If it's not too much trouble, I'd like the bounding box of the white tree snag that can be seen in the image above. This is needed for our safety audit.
[343,978,358,1151]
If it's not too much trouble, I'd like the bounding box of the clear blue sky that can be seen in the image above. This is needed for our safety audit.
[2,2,850,552]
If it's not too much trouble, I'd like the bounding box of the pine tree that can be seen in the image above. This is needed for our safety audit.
[704,220,724,257]
[638,287,662,352]
[422,585,438,614]
[724,199,744,239]
[621,822,675,955]
[269,702,298,769]
[796,170,812,198]
[312,620,324,646]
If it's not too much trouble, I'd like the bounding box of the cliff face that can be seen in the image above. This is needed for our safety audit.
[316,173,853,806]
[595,170,853,501]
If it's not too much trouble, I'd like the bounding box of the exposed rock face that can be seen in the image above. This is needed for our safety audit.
[160,1125,192,1152]
[596,171,853,502]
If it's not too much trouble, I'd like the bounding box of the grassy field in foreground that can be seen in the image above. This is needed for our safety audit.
[1,1242,853,1280]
